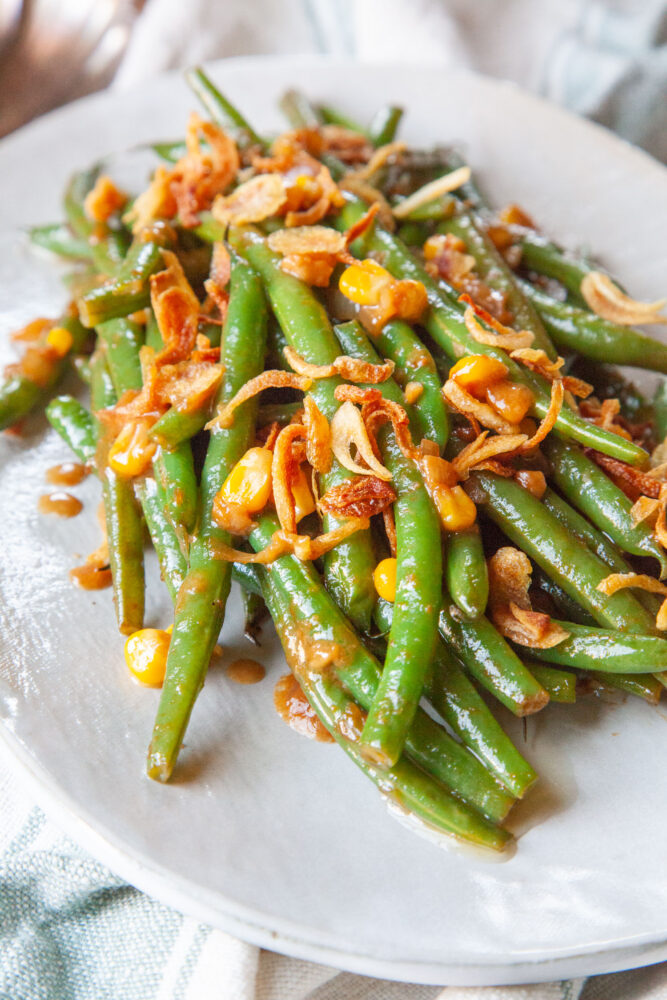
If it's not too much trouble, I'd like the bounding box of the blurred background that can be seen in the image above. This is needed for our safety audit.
[1,0,666,156]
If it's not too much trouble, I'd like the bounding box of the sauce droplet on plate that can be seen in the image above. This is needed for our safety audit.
[38,492,83,517]
[226,658,266,685]
[46,461,89,486]
[70,564,112,590]
[273,673,334,742]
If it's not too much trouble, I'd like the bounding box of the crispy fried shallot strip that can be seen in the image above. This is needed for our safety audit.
[289,518,370,561]
[267,225,346,256]
[352,141,407,181]
[581,272,667,326]
[208,371,312,429]
[460,295,534,351]
[631,495,660,526]
[303,396,331,473]
[453,431,529,479]
[330,401,392,480]
[383,506,397,557]
[488,546,570,649]
[392,166,472,219]
[283,345,394,384]
[597,570,667,631]
[586,450,663,500]
[272,424,306,534]
[318,475,397,519]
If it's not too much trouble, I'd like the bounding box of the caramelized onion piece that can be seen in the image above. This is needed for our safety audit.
[392,166,472,219]
[488,546,569,649]
[330,401,392,480]
[209,371,311,429]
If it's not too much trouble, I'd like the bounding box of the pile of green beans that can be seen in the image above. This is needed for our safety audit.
[13,67,667,854]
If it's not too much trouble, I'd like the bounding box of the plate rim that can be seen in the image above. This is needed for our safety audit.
[2,53,667,987]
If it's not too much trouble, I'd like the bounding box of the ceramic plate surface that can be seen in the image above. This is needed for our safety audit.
[1,57,667,987]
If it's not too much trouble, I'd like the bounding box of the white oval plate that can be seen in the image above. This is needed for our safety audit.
[1,57,667,988]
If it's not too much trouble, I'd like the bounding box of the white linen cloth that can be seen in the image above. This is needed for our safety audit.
[3,1,667,998]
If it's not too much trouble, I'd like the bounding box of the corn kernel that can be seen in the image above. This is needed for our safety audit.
[485,379,534,424]
[449,354,508,398]
[373,557,398,602]
[45,326,74,358]
[108,421,157,477]
[339,259,392,306]
[124,628,171,686]
[219,446,273,513]
[292,466,316,523]
[423,234,448,261]
[434,484,477,531]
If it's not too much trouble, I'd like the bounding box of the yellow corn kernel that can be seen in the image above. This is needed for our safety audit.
[124,628,171,687]
[108,421,157,477]
[45,326,73,358]
[434,484,477,531]
[339,259,392,306]
[449,354,508,398]
[374,557,397,602]
[219,446,273,513]
[422,234,448,261]
[292,466,316,523]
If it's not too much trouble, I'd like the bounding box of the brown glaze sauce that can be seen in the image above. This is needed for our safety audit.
[46,462,89,487]
[226,658,266,685]
[273,673,333,742]
[38,492,82,517]
[69,564,112,590]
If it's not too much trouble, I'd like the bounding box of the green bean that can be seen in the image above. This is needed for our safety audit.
[528,620,667,673]
[149,408,209,449]
[257,401,303,426]
[590,671,663,704]
[317,104,368,136]
[63,164,101,238]
[472,470,658,632]
[439,602,549,716]
[260,568,510,849]
[531,566,596,627]
[525,663,577,703]
[45,396,96,463]
[438,212,557,358]
[90,351,145,635]
[332,319,442,766]
[135,477,188,601]
[29,222,92,260]
[78,237,167,328]
[372,318,449,450]
[154,444,198,539]
[519,279,667,374]
[279,89,322,130]
[152,140,187,163]
[337,199,650,467]
[445,527,489,620]
[228,225,377,633]
[369,105,404,147]
[0,315,89,431]
[147,254,268,782]
[374,599,537,797]
[251,513,514,824]
[654,379,667,441]
[518,234,593,305]
[185,67,265,150]
[541,487,632,574]
[95,318,144,396]
[543,436,667,576]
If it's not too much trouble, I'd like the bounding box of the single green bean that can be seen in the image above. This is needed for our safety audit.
[279,89,322,129]
[654,380,667,441]
[542,487,632,574]
[525,663,577,703]
[445,527,489,620]
[45,396,96,463]
[518,235,593,305]
[439,602,549,716]
[78,237,167,328]
[90,351,145,634]
[147,254,268,781]
[528,620,667,673]
[369,105,404,147]
[185,67,265,150]
[29,222,92,260]
[317,104,368,136]
[590,671,663,704]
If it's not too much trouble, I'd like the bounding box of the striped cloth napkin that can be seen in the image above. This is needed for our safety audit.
[2,1,667,997]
